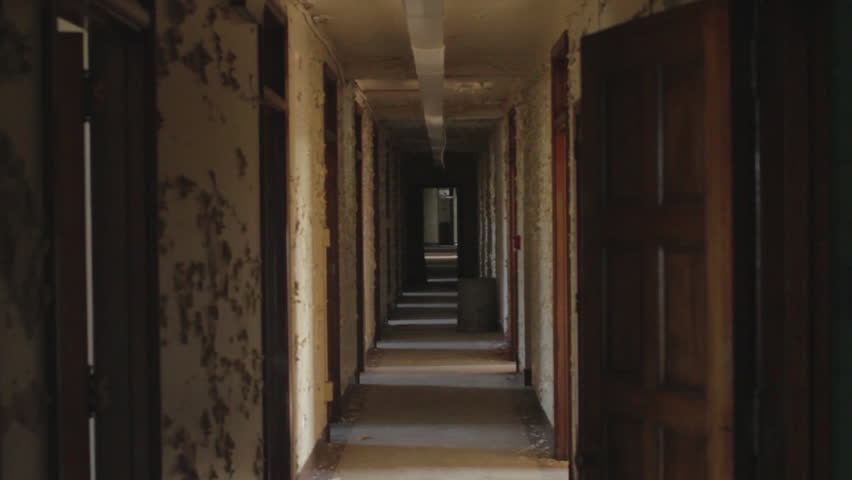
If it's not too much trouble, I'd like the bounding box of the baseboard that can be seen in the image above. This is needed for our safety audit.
[296,424,330,479]
[524,368,533,386]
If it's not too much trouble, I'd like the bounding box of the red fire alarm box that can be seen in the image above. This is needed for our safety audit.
[513,235,522,250]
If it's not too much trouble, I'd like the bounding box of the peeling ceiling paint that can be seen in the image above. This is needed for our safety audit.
[306,0,574,151]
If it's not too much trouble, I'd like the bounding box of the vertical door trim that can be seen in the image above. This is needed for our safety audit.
[507,109,520,373]
[551,30,573,462]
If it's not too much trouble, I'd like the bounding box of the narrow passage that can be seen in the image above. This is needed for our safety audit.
[308,247,569,479]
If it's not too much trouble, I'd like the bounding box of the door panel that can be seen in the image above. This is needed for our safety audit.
[578,3,733,479]
[53,31,90,480]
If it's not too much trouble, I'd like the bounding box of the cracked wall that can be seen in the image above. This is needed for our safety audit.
[285,1,366,472]
[156,0,264,477]
[358,99,378,360]
[495,0,698,425]
[0,2,48,479]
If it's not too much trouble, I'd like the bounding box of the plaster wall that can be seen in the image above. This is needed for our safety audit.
[156,1,265,477]
[337,81,358,397]
[359,104,378,354]
[0,2,48,479]
[284,1,360,471]
[492,118,509,336]
[424,189,439,244]
[516,65,555,423]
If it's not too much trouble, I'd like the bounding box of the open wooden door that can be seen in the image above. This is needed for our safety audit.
[577,3,736,479]
[507,110,520,374]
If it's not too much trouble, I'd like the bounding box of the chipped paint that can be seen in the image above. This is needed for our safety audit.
[0,1,48,479]
[157,0,263,477]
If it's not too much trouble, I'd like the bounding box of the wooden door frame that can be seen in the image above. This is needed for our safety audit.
[373,128,382,344]
[355,106,365,373]
[323,63,342,422]
[48,24,90,480]
[258,4,291,479]
[507,109,521,375]
[550,31,572,462]
[46,0,161,477]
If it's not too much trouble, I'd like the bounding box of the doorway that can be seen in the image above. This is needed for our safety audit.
[323,64,342,423]
[50,3,159,478]
[258,4,291,479]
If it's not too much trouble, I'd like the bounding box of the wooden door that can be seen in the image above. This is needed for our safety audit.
[89,13,158,477]
[355,108,365,373]
[53,30,90,480]
[551,31,572,461]
[259,6,290,479]
[577,3,734,479]
[507,110,520,370]
[323,65,341,421]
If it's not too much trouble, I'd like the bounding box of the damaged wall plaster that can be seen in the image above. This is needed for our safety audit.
[0,2,48,479]
[156,0,265,477]
[358,101,378,358]
[284,0,370,471]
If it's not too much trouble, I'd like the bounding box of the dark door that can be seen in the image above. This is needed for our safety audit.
[88,13,158,478]
[259,6,290,479]
[53,30,89,480]
[507,110,520,369]
[323,65,341,421]
[405,187,426,286]
[373,129,382,342]
[355,108,365,373]
[577,3,735,479]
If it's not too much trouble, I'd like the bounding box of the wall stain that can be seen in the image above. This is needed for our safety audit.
[182,42,214,85]
[236,148,248,177]
[160,169,262,477]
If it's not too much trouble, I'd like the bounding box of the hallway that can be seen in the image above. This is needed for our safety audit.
[3,1,843,479]
[309,288,568,479]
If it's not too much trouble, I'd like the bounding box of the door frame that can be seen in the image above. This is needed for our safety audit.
[258,4,291,479]
[355,106,366,373]
[507,109,521,375]
[46,0,161,477]
[550,31,573,462]
[323,63,342,422]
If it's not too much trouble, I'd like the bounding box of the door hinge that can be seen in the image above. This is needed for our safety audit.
[87,365,97,417]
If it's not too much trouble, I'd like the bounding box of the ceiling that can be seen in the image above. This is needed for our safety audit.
[300,0,574,152]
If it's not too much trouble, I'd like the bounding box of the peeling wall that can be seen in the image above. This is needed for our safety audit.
[286,1,337,471]
[284,1,369,472]
[516,64,555,422]
[337,81,358,397]
[0,2,48,479]
[156,1,264,477]
[358,103,378,355]
[494,0,698,425]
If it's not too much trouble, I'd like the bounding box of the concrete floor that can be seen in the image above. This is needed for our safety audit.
[305,283,570,479]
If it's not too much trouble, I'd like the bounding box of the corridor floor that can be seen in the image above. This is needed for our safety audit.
[305,279,570,479]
